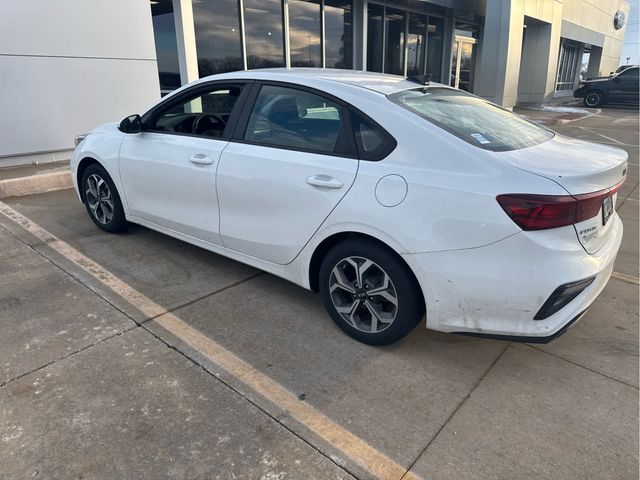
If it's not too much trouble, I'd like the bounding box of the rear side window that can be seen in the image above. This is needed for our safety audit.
[243,85,352,155]
[388,87,554,152]
[350,111,397,161]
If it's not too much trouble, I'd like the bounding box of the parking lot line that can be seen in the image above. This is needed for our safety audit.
[611,271,640,286]
[0,200,419,480]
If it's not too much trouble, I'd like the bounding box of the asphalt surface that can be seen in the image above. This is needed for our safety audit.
[0,106,638,479]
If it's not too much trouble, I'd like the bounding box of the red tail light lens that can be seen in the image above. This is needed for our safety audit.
[496,194,577,230]
[497,180,625,231]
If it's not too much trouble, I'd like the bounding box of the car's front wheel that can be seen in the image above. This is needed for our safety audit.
[583,90,604,107]
[319,239,425,345]
[81,163,128,233]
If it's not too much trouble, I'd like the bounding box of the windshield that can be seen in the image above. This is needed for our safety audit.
[388,87,554,152]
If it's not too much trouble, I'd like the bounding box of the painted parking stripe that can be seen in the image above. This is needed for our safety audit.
[0,201,420,480]
[611,271,640,286]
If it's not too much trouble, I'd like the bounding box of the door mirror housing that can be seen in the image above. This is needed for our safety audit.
[119,114,142,133]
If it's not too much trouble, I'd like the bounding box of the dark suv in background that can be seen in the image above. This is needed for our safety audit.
[574,66,639,107]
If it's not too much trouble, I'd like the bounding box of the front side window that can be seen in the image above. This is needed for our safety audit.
[152,85,244,138]
[244,85,350,154]
[617,67,638,79]
[389,87,554,151]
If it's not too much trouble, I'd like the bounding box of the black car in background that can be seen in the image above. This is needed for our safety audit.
[574,66,639,107]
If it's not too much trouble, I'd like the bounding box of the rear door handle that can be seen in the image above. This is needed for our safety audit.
[189,153,214,165]
[306,175,344,189]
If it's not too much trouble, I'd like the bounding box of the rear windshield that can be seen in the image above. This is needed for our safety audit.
[388,87,554,152]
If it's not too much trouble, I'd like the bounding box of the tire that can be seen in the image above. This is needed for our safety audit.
[80,163,128,233]
[583,90,604,108]
[319,239,425,346]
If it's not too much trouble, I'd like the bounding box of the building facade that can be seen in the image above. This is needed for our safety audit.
[0,0,630,167]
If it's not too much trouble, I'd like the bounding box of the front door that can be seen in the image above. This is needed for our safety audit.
[118,83,248,245]
[450,36,476,92]
[217,83,359,264]
[609,67,639,103]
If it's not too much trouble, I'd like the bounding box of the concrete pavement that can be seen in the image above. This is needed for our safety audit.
[0,106,637,479]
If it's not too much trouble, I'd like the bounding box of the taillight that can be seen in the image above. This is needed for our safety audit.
[497,180,624,231]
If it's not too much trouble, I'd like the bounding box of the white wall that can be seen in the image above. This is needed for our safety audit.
[0,0,161,166]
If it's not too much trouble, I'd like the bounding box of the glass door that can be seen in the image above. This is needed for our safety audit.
[450,36,476,91]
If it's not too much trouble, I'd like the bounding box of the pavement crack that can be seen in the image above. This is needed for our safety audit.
[0,325,139,388]
[139,271,264,325]
[398,342,511,480]
[525,344,639,390]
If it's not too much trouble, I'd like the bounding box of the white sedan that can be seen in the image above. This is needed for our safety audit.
[71,69,627,345]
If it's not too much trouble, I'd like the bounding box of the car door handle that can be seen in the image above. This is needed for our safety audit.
[306,175,344,189]
[189,153,214,165]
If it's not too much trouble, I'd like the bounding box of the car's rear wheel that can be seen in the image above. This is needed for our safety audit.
[583,90,604,107]
[81,164,127,233]
[319,239,424,345]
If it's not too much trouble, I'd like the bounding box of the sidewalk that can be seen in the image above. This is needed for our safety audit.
[0,161,71,199]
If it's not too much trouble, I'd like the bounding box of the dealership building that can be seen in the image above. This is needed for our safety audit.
[1,0,630,167]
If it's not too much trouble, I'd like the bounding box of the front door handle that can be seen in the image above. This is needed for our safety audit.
[189,153,214,165]
[306,175,344,189]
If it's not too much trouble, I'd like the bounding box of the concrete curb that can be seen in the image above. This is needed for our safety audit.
[0,171,72,199]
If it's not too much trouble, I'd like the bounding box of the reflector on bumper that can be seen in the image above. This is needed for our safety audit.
[534,277,595,320]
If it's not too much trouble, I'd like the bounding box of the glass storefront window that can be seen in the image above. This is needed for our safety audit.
[324,0,353,69]
[151,0,181,95]
[366,3,384,73]
[384,8,405,75]
[288,0,322,67]
[407,13,427,76]
[427,17,444,82]
[244,0,285,69]
[193,0,243,77]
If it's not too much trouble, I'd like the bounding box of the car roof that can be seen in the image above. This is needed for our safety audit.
[200,68,445,95]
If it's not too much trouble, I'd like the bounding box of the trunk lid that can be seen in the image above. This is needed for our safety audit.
[495,134,628,254]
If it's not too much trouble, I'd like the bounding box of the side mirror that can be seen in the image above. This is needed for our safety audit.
[119,114,142,133]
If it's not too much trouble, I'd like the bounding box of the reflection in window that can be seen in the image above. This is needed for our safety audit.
[407,13,427,76]
[384,8,405,75]
[244,0,285,69]
[324,0,352,69]
[193,0,243,77]
[366,4,384,72]
[289,0,322,67]
[427,17,445,82]
[151,0,181,95]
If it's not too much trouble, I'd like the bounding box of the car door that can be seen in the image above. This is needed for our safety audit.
[216,82,359,264]
[118,82,250,245]
[609,67,639,103]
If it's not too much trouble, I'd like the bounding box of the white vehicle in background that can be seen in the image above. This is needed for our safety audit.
[71,69,626,345]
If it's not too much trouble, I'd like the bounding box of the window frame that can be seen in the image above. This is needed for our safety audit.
[230,80,359,159]
[141,80,254,141]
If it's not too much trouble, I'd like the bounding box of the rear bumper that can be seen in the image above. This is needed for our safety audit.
[404,213,623,340]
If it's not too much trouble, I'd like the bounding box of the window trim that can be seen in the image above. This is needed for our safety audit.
[141,80,254,141]
[230,80,359,159]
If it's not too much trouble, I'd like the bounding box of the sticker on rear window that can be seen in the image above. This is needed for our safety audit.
[470,133,490,144]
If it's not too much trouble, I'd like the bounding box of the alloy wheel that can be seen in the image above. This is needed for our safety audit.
[85,174,114,225]
[585,92,600,107]
[329,256,399,333]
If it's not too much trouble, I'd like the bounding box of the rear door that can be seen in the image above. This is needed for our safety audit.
[119,82,250,245]
[216,82,359,264]
[609,67,639,103]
